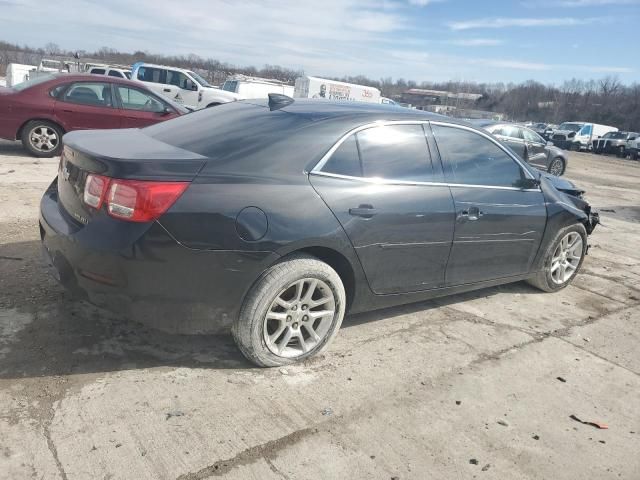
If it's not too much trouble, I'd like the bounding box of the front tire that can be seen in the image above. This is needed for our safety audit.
[616,146,625,158]
[21,120,63,158]
[232,254,346,367]
[527,224,587,293]
[548,157,565,176]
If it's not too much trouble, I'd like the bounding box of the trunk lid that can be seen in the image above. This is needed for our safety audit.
[58,129,206,226]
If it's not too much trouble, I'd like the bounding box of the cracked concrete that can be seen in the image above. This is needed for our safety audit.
[0,141,639,479]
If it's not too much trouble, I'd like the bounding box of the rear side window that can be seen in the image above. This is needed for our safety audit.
[90,68,105,75]
[322,135,361,177]
[357,125,434,182]
[62,82,114,107]
[432,124,524,188]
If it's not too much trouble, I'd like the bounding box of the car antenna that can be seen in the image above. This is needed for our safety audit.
[268,93,294,111]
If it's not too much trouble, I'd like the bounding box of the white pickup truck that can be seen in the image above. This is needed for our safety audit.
[131,63,239,109]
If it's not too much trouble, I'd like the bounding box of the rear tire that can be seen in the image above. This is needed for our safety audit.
[21,120,63,158]
[527,223,587,293]
[616,146,625,158]
[232,254,346,367]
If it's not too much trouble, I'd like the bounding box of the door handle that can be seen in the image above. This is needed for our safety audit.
[349,204,377,218]
[163,88,171,92]
[459,206,483,221]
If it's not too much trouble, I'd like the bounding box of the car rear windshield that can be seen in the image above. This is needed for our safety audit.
[11,73,56,91]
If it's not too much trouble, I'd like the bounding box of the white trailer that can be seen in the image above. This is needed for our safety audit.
[6,63,37,87]
[294,76,381,104]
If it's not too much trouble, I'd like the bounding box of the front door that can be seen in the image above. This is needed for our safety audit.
[522,128,548,168]
[310,123,455,294]
[55,81,122,130]
[431,123,547,285]
[114,85,179,128]
[166,70,199,108]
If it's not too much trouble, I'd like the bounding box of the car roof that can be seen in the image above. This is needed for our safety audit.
[30,73,143,88]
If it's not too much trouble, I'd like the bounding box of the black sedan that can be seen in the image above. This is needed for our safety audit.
[474,121,568,176]
[40,97,599,366]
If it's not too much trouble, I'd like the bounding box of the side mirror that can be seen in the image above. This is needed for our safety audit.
[161,106,173,115]
[518,177,540,190]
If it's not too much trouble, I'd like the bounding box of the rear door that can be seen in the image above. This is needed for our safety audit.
[54,81,122,130]
[114,85,179,128]
[310,123,455,294]
[431,122,547,285]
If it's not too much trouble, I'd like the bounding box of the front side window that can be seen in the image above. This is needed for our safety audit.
[433,124,525,188]
[62,82,113,107]
[491,125,522,140]
[108,70,124,78]
[523,128,544,143]
[166,70,191,90]
[579,124,592,136]
[116,86,165,112]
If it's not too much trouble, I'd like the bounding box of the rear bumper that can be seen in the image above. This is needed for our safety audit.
[39,183,278,334]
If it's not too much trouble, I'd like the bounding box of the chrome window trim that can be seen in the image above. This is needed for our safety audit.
[311,119,540,191]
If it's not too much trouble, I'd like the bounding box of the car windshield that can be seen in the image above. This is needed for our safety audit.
[187,71,212,88]
[558,123,583,132]
[11,73,56,91]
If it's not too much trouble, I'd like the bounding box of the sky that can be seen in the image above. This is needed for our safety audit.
[1,0,639,85]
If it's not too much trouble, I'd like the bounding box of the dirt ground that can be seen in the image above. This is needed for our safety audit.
[0,138,639,480]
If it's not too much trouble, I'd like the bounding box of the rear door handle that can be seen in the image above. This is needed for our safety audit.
[459,206,483,221]
[349,204,377,218]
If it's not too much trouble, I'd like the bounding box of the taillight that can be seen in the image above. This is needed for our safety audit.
[83,175,188,223]
[83,174,110,208]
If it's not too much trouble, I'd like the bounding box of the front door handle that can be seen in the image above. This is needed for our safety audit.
[459,206,483,221]
[349,204,377,218]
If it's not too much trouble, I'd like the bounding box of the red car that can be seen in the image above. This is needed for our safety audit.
[0,73,187,157]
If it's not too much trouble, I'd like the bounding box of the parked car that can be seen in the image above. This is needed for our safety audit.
[627,135,640,160]
[551,122,617,151]
[530,122,556,140]
[475,121,568,176]
[131,63,239,109]
[40,98,599,366]
[592,131,639,157]
[88,65,132,80]
[0,73,187,157]
[222,75,294,98]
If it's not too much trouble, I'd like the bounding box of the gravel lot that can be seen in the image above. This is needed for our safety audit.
[1,138,639,480]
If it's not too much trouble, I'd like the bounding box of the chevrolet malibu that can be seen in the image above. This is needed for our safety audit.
[40,97,599,367]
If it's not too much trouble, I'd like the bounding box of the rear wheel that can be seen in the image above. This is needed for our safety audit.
[232,254,346,367]
[548,157,565,176]
[616,145,625,158]
[527,224,587,292]
[21,120,63,158]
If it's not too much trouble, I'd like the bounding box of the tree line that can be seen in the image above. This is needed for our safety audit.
[1,41,638,131]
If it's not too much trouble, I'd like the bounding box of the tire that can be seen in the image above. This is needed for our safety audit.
[527,223,587,293]
[632,150,639,161]
[232,254,346,367]
[21,120,63,158]
[548,157,565,176]
[616,146,625,158]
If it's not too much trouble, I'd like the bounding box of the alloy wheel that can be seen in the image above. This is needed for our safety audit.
[549,158,564,176]
[29,126,59,152]
[263,278,336,358]
[550,232,583,285]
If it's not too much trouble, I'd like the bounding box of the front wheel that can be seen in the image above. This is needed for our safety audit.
[548,157,565,176]
[21,120,63,158]
[232,255,346,367]
[527,224,587,293]
[616,146,625,158]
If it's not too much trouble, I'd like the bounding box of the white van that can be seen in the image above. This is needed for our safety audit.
[294,76,381,104]
[551,121,618,151]
[6,63,36,87]
[131,63,239,109]
[221,75,294,98]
